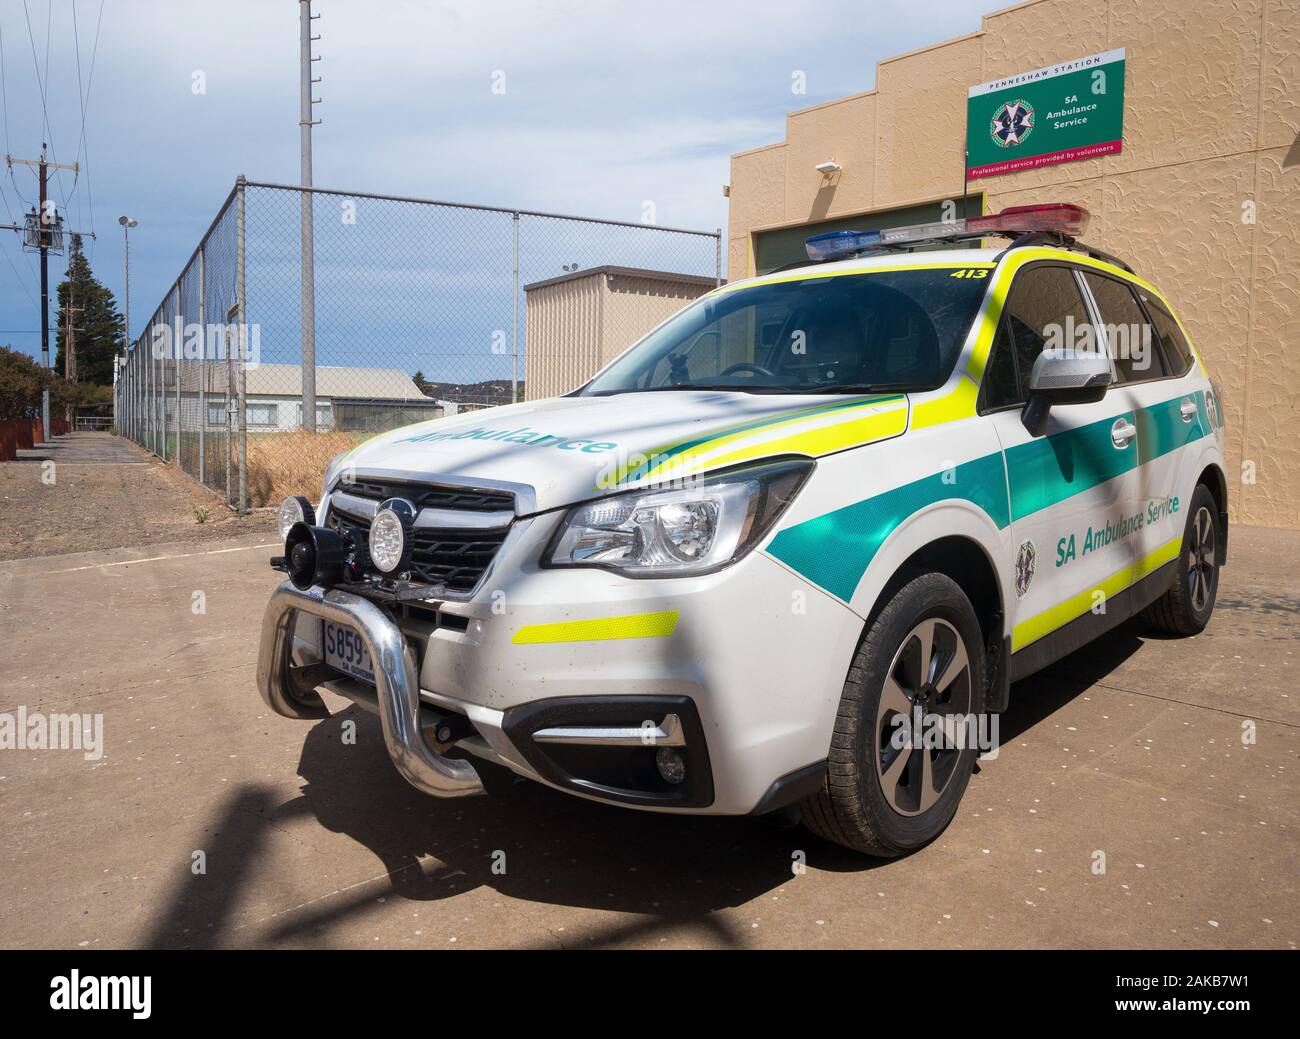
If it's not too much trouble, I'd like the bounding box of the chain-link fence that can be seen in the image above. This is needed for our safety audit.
[114,177,722,510]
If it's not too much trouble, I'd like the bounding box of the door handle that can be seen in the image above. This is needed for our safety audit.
[1180,397,1197,423]
[1111,418,1137,448]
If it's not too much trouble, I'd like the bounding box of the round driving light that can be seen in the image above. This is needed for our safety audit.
[655,747,686,785]
[368,498,416,575]
[277,495,315,539]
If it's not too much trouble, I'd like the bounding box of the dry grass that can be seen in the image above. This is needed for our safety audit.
[244,430,369,507]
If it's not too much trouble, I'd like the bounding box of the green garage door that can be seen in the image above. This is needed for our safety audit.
[753,196,984,275]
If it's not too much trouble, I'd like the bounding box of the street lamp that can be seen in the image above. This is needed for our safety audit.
[118,216,138,345]
[119,217,138,444]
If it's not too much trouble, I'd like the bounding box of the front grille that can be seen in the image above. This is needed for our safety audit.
[336,478,515,513]
[328,508,510,595]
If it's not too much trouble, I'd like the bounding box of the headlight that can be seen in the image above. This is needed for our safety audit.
[547,459,812,576]
[368,497,416,574]
[321,450,350,503]
[277,495,315,539]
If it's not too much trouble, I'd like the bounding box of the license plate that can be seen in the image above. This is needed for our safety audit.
[322,620,375,684]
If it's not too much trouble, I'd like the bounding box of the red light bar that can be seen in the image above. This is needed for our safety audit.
[966,203,1089,237]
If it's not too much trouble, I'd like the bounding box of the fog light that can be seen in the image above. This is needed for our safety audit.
[655,746,686,785]
[277,495,315,539]
[369,497,416,574]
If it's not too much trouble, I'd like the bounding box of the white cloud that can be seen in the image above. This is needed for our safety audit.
[0,0,986,350]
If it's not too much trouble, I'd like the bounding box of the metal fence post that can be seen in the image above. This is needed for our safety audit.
[174,288,182,465]
[236,175,248,514]
[301,187,317,432]
[511,210,520,404]
[147,332,153,453]
[225,309,234,508]
[715,228,722,287]
[198,245,206,486]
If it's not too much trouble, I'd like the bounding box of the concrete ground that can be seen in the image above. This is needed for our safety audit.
[0,519,1296,949]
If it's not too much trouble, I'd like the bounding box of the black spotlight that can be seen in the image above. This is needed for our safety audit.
[284,522,348,590]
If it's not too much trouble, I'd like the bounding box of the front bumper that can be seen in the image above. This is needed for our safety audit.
[256,580,485,798]
[259,549,865,814]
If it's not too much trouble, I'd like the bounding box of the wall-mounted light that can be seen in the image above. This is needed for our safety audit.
[815,160,842,176]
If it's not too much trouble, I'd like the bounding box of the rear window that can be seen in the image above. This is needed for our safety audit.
[582,267,991,395]
[1082,272,1168,383]
[1138,291,1196,377]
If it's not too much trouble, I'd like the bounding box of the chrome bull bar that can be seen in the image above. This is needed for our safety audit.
[256,580,484,798]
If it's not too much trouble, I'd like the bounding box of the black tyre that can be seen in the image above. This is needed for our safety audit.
[800,572,986,857]
[1141,483,1220,636]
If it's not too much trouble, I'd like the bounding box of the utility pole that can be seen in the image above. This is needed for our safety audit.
[299,0,321,431]
[5,148,84,441]
[63,291,84,383]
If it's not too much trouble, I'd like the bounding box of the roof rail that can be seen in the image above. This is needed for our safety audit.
[994,231,1135,274]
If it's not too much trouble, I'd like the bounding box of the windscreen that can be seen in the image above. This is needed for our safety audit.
[583,266,991,395]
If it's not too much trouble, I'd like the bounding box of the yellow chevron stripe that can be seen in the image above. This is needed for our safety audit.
[909,378,979,430]
[608,397,880,485]
[642,399,907,482]
[716,259,995,294]
[511,610,679,645]
[1012,534,1182,652]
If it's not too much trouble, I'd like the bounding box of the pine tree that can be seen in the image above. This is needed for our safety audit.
[54,235,125,387]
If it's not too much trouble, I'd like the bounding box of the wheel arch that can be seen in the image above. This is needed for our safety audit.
[1195,461,1229,565]
[850,505,1011,711]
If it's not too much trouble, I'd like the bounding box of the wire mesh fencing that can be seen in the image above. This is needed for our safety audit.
[114,178,721,510]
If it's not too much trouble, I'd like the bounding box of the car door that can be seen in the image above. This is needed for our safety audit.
[1078,270,1208,587]
[980,262,1139,661]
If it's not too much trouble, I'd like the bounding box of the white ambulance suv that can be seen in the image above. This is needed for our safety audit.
[258,203,1226,856]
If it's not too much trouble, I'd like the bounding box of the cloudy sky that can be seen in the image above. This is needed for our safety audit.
[0,0,986,368]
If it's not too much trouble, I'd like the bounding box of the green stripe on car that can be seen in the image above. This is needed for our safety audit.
[766,452,1010,603]
[766,392,1206,604]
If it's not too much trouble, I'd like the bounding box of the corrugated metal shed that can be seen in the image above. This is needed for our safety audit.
[242,364,423,401]
[524,266,718,400]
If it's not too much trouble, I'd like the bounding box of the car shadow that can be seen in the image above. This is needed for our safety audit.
[143,619,1150,949]
[997,617,1146,743]
[255,705,863,943]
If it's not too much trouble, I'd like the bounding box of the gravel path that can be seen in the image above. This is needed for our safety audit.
[0,433,275,560]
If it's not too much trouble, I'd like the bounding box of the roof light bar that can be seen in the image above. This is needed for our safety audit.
[966,203,1089,237]
[804,229,882,261]
[803,203,1091,262]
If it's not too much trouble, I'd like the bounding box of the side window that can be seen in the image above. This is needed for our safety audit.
[1082,272,1168,383]
[982,316,1020,410]
[993,265,1093,405]
[1139,292,1195,377]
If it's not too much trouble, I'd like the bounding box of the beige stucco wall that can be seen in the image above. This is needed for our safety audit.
[728,0,1300,528]
[524,271,714,400]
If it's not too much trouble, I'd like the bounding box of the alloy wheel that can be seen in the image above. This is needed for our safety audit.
[874,617,973,817]
[1187,505,1216,613]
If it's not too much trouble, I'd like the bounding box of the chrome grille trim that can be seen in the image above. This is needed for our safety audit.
[323,469,536,601]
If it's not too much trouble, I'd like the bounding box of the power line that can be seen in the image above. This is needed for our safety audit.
[19,0,70,205]
[20,2,53,151]
[0,171,38,304]
[71,0,105,258]
[0,15,10,154]
[70,0,84,230]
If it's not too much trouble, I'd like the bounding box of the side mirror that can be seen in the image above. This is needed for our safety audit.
[1021,350,1111,436]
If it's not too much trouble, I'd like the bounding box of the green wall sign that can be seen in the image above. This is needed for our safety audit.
[966,48,1125,179]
